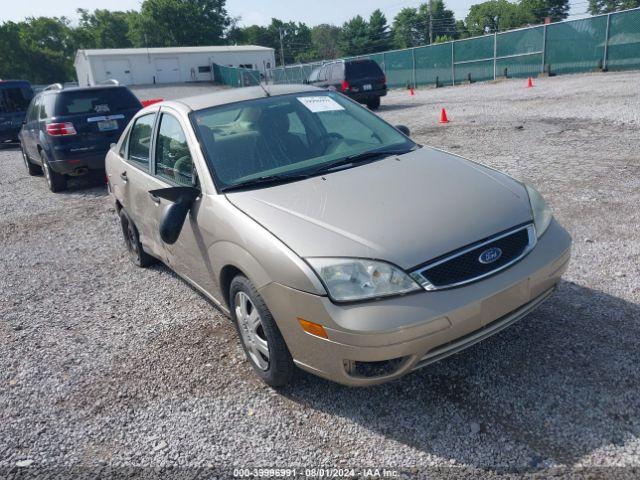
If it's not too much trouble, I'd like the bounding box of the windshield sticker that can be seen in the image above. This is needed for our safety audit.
[94,104,111,113]
[297,96,345,113]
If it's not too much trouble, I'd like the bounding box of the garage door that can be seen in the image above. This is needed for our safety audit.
[103,59,133,85]
[155,58,180,83]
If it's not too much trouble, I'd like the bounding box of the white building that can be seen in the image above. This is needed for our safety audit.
[74,45,276,86]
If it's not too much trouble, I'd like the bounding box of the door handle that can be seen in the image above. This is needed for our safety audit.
[120,171,128,181]
[148,192,161,204]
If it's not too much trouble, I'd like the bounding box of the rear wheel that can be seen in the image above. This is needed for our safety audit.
[40,151,67,192]
[230,275,295,387]
[22,145,42,176]
[367,97,381,110]
[119,209,156,268]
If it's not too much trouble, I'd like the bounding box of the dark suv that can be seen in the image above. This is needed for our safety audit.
[0,80,34,144]
[19,84,141,192]
[307,59,387,110]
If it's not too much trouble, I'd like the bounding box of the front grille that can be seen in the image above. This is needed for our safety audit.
[413,224,535,290]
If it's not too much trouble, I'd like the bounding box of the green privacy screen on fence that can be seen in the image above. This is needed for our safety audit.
[268,7,640,88]
[212,63,261,87]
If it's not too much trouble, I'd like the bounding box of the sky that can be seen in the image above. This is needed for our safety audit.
[1,0,485,27]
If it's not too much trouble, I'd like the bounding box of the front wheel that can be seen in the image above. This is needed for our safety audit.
[230,275,295,387]
[119,209,156,268]
[40,151,66,192]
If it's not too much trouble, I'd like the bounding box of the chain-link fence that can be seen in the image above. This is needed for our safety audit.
[268,8,640,88]
[211,63,262,88]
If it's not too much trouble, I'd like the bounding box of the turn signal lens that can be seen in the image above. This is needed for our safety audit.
[298,318,328,339]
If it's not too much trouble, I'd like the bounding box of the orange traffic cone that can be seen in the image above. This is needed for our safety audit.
[439,108,449,123]
[527,77,534,88]
[409,86,414,96]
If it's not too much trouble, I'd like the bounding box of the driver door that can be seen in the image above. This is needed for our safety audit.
[151,108,218,295]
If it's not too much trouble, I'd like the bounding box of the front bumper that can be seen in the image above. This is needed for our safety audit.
[259,219,572,386]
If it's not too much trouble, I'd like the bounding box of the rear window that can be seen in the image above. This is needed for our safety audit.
[0,85,33,114]
[345,60,384,79]
[54,88,141,116]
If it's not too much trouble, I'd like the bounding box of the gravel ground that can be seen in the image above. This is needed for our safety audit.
[1,71,639,479]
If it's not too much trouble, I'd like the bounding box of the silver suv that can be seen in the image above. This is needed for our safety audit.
[106,85,571,387]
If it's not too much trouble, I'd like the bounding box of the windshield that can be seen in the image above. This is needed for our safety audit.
[0,85,33,114]
[192,91,414,190]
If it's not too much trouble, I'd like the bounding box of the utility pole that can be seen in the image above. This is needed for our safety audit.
[278,27,286,67]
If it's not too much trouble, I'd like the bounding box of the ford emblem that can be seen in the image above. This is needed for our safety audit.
[479,247,502,264]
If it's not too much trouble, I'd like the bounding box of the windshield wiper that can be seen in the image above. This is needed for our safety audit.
[310,146,416,175]
[221,172,311,192]
[221,146,417,192]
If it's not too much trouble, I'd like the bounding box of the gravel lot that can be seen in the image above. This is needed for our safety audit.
[1,71,639,478]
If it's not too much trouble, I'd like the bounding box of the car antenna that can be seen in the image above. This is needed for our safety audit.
[259,82,271,97]
[226,50,270,96]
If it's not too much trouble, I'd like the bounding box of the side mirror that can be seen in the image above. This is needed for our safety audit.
[396,125,410,137]
[149,186,200,244]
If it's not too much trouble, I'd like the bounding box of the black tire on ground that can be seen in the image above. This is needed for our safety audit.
[22,145,42,176]
[119,209,157,268]
[367,97,381,110]
[229,275,295,387]
[40,150,67,192]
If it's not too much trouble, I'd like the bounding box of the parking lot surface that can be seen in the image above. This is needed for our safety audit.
[1,71,639,477]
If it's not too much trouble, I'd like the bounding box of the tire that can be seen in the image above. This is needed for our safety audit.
[119,209,157,268]
[229,275,295,387]
[40,150,67,192]
[22,145,42,176]
[367,97,381,110]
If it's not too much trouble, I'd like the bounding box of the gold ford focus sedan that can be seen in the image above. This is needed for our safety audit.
[106,85,571,387]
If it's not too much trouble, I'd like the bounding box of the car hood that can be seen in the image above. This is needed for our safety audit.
[226,147,533,269]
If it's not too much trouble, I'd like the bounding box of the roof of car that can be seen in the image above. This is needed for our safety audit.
[37,85,130,97]
[172,84,324,111]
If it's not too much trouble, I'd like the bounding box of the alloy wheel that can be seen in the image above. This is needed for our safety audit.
[234,291,270,371]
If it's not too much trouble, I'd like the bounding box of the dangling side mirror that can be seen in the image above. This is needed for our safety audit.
[149,186,200,244]
[395,125,410,137]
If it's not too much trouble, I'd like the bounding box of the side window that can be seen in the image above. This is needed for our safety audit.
[119,125,131,157]
[127,113,156,169]
[25,98,37,123]
[155,113,194,186]
[41,95,57,119]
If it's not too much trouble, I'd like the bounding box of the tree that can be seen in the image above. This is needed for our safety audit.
[427,0,458,40]
[16,17,76,83]
[465,0,534,36]
[0,22,28,80]
[129,0,230,47]
[455,19,470,39]
[75,9,134,49]
[391,8,423,48]
[521,0,570,22]
[310,24,342,60]
[339,15,370,56]
[367,9,391,52]
[588,0,639,14]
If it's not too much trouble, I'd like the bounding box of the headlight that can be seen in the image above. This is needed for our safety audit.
[306,258,422,302]
[524,183,552,237]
